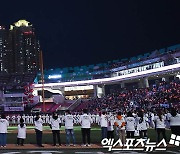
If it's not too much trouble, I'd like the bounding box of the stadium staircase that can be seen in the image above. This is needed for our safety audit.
[67,99,82,111]
[48,103,61,112]
[32,100,75,113]
[72,100,90,112]
[49,102,72,112]
[31,102,55,112]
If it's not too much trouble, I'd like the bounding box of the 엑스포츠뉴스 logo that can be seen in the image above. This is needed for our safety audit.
[169,134,180,146]
[101,138,167,152]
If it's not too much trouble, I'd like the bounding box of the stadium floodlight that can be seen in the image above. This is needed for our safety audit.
[48,74,62,79]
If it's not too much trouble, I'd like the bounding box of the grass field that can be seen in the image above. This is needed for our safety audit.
[7,125,172,145]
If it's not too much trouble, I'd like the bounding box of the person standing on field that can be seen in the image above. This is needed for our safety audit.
[125,111,136,138]
[49,113,62,146]
[34,112,44,147]
[136,110,149,139]
[168,108,180,135]
[0,114,9,147]
[79,109,93,146]
[114,112,126,144]
[154,110,167,143]
[64,110,76,146]
[107,112,115,139]
[100,111,108,139]
[17,118,26,146]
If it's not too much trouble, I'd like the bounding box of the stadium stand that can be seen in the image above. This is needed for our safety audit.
[37,44,180,83]
[73,80,180,113]
[0,44,179,113]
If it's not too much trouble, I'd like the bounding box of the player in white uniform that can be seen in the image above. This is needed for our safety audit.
[17,115,21,124]
[6,115,10,123]
[91,114,96,124]
[45,114,50,124]
[29,114,34,124]
[74,114,80,124]
[61,115,65,124]
[11,115,16,124]
[41,114,46,124]
[22,114,26,122]
[26,115,30,124]
[96,114,100,125]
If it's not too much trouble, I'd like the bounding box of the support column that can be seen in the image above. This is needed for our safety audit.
[60,87,65,96]
[120,81,125,88]
[144,77,149,88]
[93,85,98,98]
[94,85,105,98]
[101,84,105,97]
[138,79,144,88]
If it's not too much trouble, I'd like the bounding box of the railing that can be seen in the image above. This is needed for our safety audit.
[67,99,82,111]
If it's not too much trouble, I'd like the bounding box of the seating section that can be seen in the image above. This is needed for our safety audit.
[32,101,73,113]
[32,102,54,112]
[74,80,180,113]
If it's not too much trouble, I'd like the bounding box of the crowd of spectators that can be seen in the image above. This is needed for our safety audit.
[84,80,180,113]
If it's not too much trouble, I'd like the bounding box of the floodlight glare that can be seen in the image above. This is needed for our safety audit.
[48,74,62,79]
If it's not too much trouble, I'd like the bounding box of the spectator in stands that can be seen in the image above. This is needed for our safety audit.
[154,109,167,143]
[169,108,180,135]
[0,114,9,147]
[79,109,93,146]
[125,111,136,138]
[17,118,26,146]
[100,111,108,140]
[64,110,76,146]
[86,80,179,115]
[34,112,44,147]
[114,112,126,144]
[49,113,62,146]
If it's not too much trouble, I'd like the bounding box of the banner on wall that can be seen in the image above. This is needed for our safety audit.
[4,106,24,111]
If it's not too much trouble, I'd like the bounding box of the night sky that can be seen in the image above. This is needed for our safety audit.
[0,0,180,69]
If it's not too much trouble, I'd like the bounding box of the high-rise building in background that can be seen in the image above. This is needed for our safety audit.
[0,20,40,87]
[0,25,13,73]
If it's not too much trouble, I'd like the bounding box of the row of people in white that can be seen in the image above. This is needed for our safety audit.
[99,109,180,143]
[3,110,172,126]
[0,109,180,147]
[5,114,49,124]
